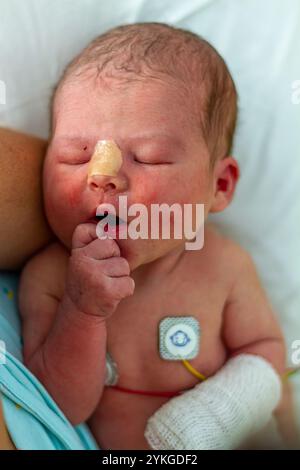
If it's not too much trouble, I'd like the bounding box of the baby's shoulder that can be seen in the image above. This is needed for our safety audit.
[20,241,69,298]
[192,222,252,281]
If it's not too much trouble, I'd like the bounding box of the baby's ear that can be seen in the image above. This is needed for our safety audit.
[209,156,239,213]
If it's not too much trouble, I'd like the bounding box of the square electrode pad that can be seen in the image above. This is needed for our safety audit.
[159,316,200,360]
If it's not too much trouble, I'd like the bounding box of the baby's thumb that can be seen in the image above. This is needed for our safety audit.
[71,222,99,249]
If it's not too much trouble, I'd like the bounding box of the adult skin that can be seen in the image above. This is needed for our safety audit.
[0,128,53,270]
[0,127,50,449]
[0,127,50,448]
[0,397,15,450]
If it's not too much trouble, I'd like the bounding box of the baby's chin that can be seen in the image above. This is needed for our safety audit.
[118,237,185,272]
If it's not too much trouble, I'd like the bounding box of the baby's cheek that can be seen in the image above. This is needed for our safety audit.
[133,177,187,208]
[52,170,80,207]
[45,171,79,221]
[65,182,82,209]
[132,176,160,206]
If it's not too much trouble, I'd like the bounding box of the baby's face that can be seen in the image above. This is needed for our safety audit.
[44,74,214,269]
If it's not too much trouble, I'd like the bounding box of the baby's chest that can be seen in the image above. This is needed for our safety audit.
[105,280,227,391]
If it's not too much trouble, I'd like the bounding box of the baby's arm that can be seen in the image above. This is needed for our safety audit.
[19,225,134,425]
[222,249,285,374]
[19,241,108,424]
[222,250,299,447]
[145,247,286,450]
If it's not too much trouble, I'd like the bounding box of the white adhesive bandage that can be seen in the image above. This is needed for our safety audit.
[144,354,282,450]
[87,140,122,184]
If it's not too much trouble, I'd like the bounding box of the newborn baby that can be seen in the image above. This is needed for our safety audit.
[18,23,287,450]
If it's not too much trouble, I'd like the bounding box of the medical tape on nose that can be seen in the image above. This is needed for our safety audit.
[87,140,122,184]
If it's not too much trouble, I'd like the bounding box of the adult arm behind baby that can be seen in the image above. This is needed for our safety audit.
[0,127,53,270]
[0,397,16,450]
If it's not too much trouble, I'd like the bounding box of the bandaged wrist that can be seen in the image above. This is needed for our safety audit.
[144,354,282,450]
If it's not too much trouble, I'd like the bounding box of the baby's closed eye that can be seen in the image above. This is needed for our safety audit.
[133,155,173,165]
[132,150,174,165]
[57,151,91,165]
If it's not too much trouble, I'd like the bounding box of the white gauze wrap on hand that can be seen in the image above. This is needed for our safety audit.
[144,354,282,450]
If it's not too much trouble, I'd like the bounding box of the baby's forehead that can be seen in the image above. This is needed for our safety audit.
[51,88,203,158]
[53,71,201,130]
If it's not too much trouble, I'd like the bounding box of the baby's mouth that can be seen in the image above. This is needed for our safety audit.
[91,211,126,226]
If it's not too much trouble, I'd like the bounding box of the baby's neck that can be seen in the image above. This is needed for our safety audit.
[131,243,186,289]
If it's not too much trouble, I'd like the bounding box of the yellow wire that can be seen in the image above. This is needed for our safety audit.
[182,360,206,381]
[281,367,300,382]
[182,362,300,383]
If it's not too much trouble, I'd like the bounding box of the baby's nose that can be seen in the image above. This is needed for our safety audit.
[87,140,127,193]
[88,174,124,192]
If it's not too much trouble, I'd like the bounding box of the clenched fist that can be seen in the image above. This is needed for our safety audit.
[65,222,135,318]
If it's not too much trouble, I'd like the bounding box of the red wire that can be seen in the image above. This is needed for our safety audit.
[106,384,188,398]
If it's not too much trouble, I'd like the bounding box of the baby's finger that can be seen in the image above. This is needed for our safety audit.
[108,275,135,299]
[72,222,122,260]
[101,256,130,277]
[75,234,121,260]
[71,223,99,249]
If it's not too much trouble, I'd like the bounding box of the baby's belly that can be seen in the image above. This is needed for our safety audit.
[88,343,227,450]
[89,389,170,450]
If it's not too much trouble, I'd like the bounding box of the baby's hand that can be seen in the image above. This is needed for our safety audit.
[65,222,135,319]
